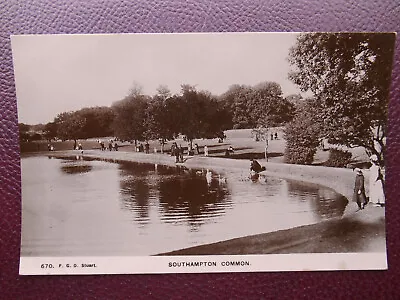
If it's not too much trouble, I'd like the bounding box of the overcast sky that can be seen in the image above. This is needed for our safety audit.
[12,32,302,125]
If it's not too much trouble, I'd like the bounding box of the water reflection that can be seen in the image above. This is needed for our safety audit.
[158,170,230,231]
[286,181,348,220]
[60,160,93,175]
[21,156,349,256]
[118,162,231,231]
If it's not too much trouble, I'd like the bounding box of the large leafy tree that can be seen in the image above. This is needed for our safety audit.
[175,85,229,146]
[54,107,114,142]
[288,33,395,166]
[112,93,149,143]
[220,82,295,129]
[143,87,177,146]
[55,112,86,142]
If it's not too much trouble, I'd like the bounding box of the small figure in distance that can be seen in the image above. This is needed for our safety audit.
[250,158,266,173]
[179,145,184,162]
[204,145,209,157]
[194,143,199,155]
[145,142,150,154]
[353,168,368,210]
[274,132,278,140]
[225,145,234,157]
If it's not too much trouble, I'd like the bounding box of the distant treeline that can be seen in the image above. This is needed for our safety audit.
[19,82,298,145]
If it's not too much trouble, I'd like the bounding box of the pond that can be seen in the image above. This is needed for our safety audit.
[20,155,348,256]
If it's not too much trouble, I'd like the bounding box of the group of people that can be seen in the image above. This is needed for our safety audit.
[353,154,385,209]
[98,140,118,151]
[136,142,150,153]
[170,142,184,163]
[73,141,83,150]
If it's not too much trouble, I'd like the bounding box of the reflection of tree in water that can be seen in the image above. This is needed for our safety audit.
[117,161,230,230]
[118,163,152,225]
[286,180,348,220]
[158,171,230,231]
[60,162,92,175]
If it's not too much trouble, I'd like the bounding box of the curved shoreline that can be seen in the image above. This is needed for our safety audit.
[43,149,385,254]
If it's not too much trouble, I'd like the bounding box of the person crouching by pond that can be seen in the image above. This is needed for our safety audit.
[353,168,368,210]
[225,146,234,157]
[250,159,266,173]
[369,155,385,207]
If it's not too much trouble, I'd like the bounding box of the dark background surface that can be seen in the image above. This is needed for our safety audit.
[1,0,399,298]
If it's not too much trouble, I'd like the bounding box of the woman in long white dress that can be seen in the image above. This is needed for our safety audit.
[369,155,385,206]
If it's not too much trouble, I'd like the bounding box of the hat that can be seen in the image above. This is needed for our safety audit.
[354,168,362,174]
[370,154,378,162]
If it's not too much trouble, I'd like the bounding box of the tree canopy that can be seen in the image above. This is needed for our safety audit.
[288,32,396,166]
[220,82,295,129]
[55,106,114,141]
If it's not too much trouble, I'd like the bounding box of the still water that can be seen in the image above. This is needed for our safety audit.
[21,156,348,256]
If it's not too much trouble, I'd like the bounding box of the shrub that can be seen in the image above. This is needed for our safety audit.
[324,149,352,167]
[284,99,321,165]
[284,144,318,165]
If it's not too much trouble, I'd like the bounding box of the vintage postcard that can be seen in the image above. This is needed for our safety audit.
[12,32,395,275]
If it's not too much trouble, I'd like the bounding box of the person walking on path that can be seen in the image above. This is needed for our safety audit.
[353,168,368,209]
[369,155,385,207]
[204,145,209,157]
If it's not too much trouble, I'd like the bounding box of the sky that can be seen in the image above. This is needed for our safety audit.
[11,32,302,125]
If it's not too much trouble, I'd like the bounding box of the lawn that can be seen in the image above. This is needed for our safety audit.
[21,128,370,166]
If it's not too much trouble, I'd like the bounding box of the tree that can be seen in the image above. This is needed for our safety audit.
[220,82,295,129]
[288,33,396,166]
[54,107,114,142]
[284,98,322,164]
[18,123,31,142]
[175,85,229,147]
[44,121,58,141]
[143,89,177,151]
[112,93,149,143]
[55,112,86,142]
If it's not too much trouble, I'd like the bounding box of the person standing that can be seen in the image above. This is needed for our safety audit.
[174,146,180,163]
[204,145,209,157]
[179,145,184,162]
[145,142,150,154]
[369,155,385,207]
[353,168,368,209]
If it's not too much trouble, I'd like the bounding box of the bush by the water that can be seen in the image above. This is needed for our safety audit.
[284,99,321,165]
[284,145,317,165]
[324,149,352,167]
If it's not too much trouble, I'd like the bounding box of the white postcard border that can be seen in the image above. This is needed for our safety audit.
[20,253,387,275]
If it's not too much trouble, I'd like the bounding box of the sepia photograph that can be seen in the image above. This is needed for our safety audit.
[12,32,395,275]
